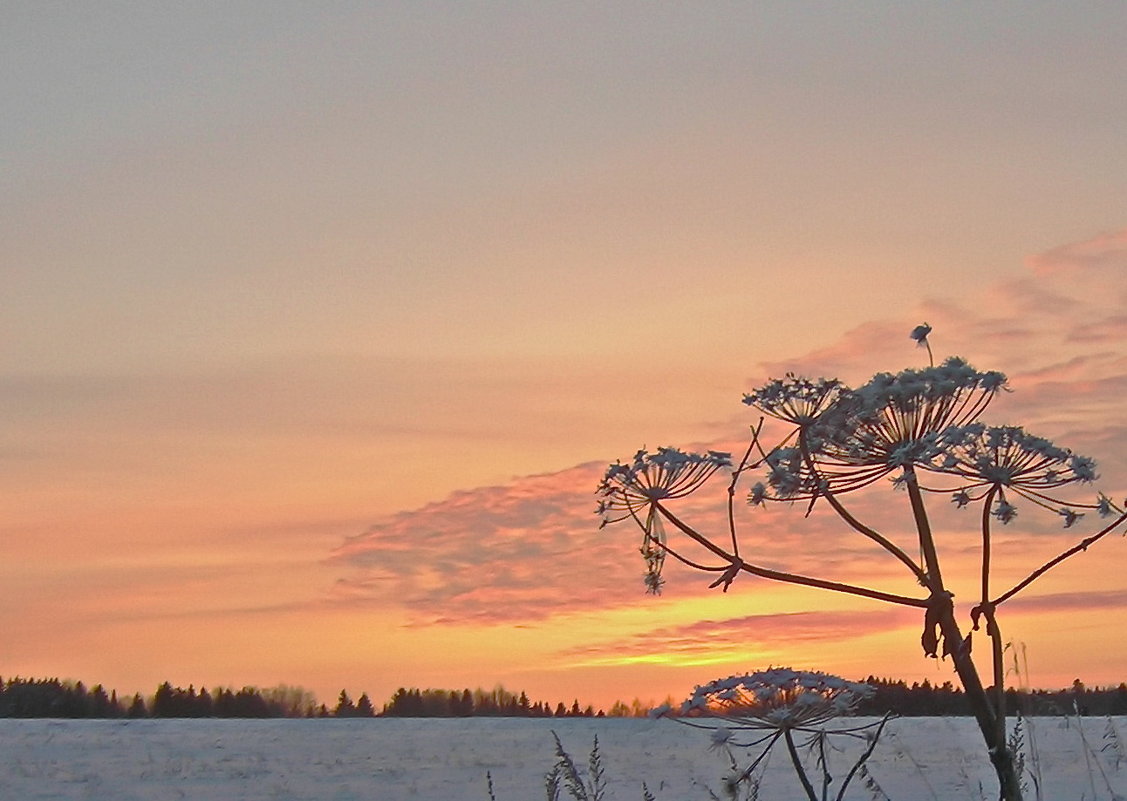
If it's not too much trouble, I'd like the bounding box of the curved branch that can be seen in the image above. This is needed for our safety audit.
[654,503,930,608]
[727,422,763,561]
[648,536,730,574]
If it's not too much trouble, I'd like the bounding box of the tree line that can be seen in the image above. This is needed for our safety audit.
[0,678,323,719]
[853,677,1127,717]
[378,685,622,718]
[3,674,1125,719]
[0,677,618,719]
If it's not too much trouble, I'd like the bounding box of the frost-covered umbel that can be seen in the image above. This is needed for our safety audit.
[740,357,1113,526]
[745,357,1009,499]
[597,447,732,521]
[665,669,874,732]
[651,669,890,801]
[597,447,731,593]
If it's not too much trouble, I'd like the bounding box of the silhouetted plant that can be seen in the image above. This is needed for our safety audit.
[599,326,1127,801]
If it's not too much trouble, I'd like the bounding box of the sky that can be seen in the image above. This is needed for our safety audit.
[3,2,1127,711]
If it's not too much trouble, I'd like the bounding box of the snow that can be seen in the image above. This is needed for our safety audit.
[0,716,1123,800]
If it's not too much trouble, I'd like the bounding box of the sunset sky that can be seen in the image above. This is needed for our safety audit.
[4,3,1127,710]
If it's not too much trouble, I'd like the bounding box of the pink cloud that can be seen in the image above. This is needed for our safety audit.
[1026,228,1127,276]
[327,461,660,624]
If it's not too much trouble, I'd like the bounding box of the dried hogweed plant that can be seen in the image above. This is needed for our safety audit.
[652,668,889,801]
[598,327,1127,801]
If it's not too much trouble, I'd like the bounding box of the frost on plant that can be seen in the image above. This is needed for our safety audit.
[597,324,1127,801]
[597,447,731,594]
[674,669,873,732]
[654,669,890,801]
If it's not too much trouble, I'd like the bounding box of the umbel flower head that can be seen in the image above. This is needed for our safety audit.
[597,447,730,592]
[742,375,846,426]
[930,423,1102,526]
[909,323,932,344]
[597,447,732,524]
[743,357,1009,502]
[670,668,874,732]
[934,424,1095,489]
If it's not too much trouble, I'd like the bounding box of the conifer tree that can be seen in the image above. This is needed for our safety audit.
[334,690,355,717]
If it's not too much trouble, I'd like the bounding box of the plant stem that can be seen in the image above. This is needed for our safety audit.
[980,489,1007,752]
[981,487,997,608]
[904,467,944,589]
[984,605,1006,749]
[783,728,819,801]
[905,468,1022,801]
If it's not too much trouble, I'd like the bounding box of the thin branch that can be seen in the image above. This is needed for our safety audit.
[727,422,762,561]
[797,434,924,581]
[993,510,1127,606]
[646,535,730,573]
[834,714,893,801]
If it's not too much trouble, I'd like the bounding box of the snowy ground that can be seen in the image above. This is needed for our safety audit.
[0,716,1123,800]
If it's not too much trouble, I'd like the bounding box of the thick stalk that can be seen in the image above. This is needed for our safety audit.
[984,606,1006,751]
[980,488,1007,753]
[903,466,944,588]
[904,468,1022,801]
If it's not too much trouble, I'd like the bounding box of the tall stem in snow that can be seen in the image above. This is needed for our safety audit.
[904,467,1021,801]
[980,487,1007,752]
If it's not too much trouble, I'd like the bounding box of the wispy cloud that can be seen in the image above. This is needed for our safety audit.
[558,609,917,667]
[1027,229,1127,277]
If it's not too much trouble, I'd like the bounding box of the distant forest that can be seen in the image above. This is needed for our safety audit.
[2,675,1125,719]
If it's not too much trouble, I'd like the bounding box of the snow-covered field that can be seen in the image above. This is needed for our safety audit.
[0,716,1123,800]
